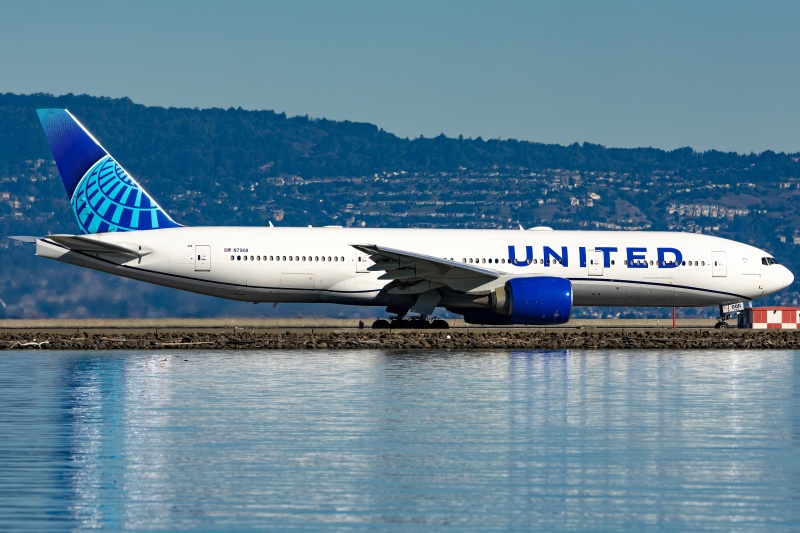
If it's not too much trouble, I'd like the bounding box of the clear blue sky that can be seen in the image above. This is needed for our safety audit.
[3,0,798,153]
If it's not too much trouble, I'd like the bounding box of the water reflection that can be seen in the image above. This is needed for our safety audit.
[0,350,797,530]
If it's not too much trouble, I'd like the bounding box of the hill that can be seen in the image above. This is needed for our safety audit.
[0,92,798,319]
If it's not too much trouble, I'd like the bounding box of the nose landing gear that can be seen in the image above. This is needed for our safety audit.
[714,304,733,329]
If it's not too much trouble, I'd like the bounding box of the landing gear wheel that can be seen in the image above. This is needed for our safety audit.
[714,321,729,329]
[373,315,449,329]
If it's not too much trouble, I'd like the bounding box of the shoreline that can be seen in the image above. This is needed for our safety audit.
[0,319,797,350]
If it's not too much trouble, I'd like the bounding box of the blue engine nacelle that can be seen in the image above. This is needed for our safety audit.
[452,277,573,325]
[504,276,572,324]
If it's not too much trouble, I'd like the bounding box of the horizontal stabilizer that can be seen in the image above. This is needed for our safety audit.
[46,234,153,257]
[8,236,38,243]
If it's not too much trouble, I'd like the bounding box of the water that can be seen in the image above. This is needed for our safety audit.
[0,349,798,531]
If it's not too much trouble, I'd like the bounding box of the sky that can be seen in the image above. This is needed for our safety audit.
[2,0,798,154]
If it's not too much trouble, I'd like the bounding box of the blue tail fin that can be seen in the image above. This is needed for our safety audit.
[37,109,181,233]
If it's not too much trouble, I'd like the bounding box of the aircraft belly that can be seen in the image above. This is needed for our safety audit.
[572,281,638,306]
[572,278,743,307]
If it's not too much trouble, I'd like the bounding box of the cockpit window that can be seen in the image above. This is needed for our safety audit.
[762,257,779,266]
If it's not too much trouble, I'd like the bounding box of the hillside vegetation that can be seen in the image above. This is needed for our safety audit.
[0,93,798,319]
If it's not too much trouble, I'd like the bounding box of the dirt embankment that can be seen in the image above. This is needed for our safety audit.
[2,329,798,351]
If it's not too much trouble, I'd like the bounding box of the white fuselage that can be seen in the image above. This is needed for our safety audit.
[36,226,793,311]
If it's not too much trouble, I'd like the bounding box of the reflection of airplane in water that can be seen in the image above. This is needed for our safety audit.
[35,350,795,528]
[16,109,793,327]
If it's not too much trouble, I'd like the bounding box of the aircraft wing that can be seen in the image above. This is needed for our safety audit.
[43,234,152,257]
[351,243,501,293]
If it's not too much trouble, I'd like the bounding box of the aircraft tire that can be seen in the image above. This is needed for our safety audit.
[372,319,391,329]
[431,320,450,329]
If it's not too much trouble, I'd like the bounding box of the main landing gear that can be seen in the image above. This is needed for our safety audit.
[372,315,450,330]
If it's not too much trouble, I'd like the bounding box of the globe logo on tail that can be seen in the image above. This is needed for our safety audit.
[72,155,177,233]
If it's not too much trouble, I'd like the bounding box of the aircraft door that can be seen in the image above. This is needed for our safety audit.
[195,245,210,271]
[712,251,726,277]
[588,250,603,276]
[355,250,372,273]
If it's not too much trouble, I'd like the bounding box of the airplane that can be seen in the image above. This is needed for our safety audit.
[14,108,794,329]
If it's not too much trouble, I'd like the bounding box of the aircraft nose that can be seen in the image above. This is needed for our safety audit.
[782,266,795,289]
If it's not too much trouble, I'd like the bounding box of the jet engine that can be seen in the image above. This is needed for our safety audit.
[451,276,573,325]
